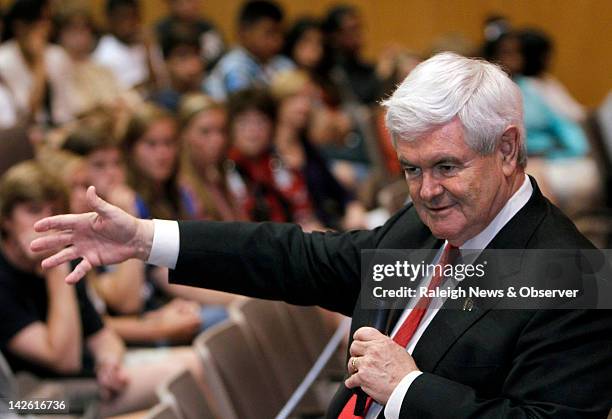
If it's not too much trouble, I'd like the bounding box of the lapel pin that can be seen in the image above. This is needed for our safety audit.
[463,298,474,312]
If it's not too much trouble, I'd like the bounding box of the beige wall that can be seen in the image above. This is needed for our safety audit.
[3,0,611,107]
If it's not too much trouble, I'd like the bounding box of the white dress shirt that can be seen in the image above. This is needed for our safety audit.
[92,35,151,89]
[147,175,533,418]
[0,40,77,125]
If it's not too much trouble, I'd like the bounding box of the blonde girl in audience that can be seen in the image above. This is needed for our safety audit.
[178,93,247,222]
[122,103,235,316]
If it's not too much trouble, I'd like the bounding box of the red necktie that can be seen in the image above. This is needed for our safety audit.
[338,244,459,419]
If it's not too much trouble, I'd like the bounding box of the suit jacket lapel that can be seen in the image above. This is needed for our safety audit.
[409,177,549,372]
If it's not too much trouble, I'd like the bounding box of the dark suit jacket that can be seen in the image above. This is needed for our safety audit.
[169,178,612,418]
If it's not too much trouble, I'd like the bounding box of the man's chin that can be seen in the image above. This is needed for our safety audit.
[427,223,463,243]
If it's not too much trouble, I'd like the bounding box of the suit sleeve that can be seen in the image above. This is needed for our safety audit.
[168,218,396,316]
[399,309,612,419]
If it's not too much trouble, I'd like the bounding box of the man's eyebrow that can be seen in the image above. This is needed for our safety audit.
[398,155,463,168]
[398,158,413,168]
[433,156,463,165]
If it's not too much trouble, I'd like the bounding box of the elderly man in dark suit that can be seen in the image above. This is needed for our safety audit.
[32,53,611,418]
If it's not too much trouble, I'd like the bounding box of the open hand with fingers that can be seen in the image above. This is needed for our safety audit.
[345,327,419,405]
[30,186,154,284]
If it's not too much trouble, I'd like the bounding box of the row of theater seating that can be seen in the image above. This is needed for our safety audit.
[146,299,348,419]
[0,299,348,419]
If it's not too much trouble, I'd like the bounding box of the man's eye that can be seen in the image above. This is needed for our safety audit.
[403,167,421,177]
[438,165,458,175]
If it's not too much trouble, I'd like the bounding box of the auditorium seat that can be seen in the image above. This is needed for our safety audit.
[144,402,182,419]
[0,351,16,400]
[229,298,327,415]
[194,321,283,419]
[283,304,346,378]
[157,369,215,419]
[1,352,99,418]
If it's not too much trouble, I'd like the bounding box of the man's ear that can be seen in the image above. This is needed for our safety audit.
[499,126,520,176]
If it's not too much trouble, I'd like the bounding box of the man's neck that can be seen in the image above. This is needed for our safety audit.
[507,170,527,197]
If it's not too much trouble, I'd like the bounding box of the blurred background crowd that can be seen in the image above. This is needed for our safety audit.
[0,0,610,417]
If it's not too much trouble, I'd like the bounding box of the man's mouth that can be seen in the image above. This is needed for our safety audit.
[425,203,456,213]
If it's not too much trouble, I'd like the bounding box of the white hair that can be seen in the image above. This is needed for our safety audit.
[382,52,526,166]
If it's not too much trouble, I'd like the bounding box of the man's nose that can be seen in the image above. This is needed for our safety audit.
[418,172,444,202]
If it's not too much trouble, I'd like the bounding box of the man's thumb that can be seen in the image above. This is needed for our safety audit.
[86,186,112,216]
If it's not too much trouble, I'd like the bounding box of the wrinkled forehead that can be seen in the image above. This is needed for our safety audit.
[394,119,476,164]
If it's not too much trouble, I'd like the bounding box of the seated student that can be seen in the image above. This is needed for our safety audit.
[178,93,248,221]
[53,7,141,116]
[283,16,339,105]
[321,4,383,105]
[123,105,233,317]
[204,0,294,100]
[92,0,165,92]
[151,23,205,112]
[485,31,598,210]
[155,0,225,69]
[519,28,586,123]
[226,88,323,230]
[62,123,233,331]
[484,31,588,160]
[0,161,204,417]
[121,102,193,221]
[0,0,77,127]
[271,70,366,230]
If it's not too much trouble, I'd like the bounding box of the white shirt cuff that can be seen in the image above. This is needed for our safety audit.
[146,219,180,269]
[383,371,423,419]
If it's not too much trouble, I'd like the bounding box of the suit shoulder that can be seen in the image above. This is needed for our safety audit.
[530,201,595,249]
[371,203,436,248]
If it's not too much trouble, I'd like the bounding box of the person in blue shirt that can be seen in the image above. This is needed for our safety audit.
[484,30,597,210]
[483,31,589,160]
[203,0,294,100]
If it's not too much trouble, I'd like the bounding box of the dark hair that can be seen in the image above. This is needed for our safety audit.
[238,0,283,29]
[227,88,276,123]
[519,28,553,77]
[321,4,355,34]
[159,22,201,59]
[2,0,49,40]
[481,31,519,62]
[282,17,321,58]
[106,0,138,16]
[63,125,117,157]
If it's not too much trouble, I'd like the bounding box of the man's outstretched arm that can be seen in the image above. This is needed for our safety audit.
[167,219,380,314]
[31,185,394,314]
